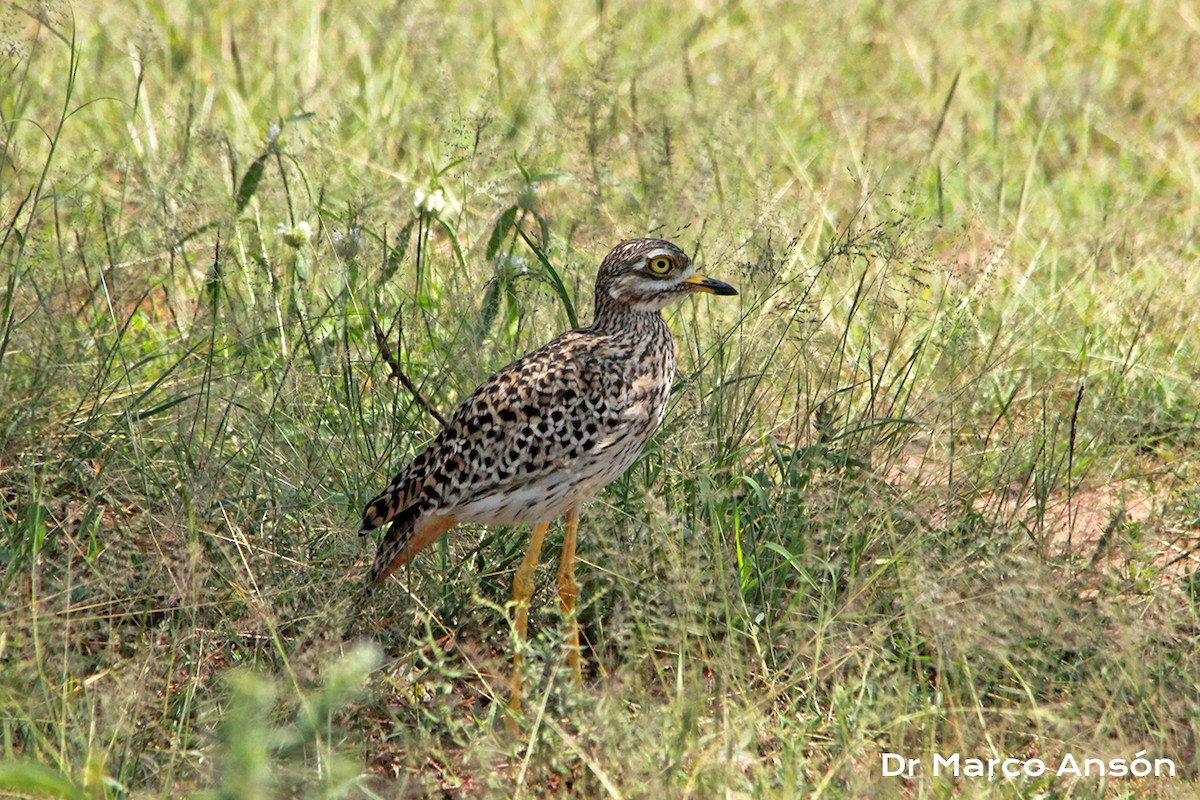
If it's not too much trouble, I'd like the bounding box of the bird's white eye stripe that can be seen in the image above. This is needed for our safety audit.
[644,249,676,260]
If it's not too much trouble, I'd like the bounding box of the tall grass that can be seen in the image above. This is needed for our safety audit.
[1,1,1198,797]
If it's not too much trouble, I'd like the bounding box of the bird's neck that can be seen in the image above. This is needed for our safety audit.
[590,292,666,337]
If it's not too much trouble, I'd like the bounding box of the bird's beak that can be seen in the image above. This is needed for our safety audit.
[683,273,738,296]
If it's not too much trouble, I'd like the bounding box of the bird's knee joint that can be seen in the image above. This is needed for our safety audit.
[556,577,577,608]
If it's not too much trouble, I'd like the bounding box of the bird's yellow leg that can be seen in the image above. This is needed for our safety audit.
[556,505,582,682]
[510,521,550,723]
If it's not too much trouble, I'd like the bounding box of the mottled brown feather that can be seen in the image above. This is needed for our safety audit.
[359,238,735,592]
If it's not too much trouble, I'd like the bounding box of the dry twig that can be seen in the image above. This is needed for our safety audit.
[370,308,449,427]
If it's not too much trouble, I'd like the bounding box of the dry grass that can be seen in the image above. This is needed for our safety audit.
[2,1,1199,797]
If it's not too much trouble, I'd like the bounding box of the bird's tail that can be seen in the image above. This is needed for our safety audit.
[360,501,421,597]
[358,478,409,538]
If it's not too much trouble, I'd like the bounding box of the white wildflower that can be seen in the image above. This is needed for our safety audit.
[413,187,447,216]
[279,220,312,249]
[332,227,362,260]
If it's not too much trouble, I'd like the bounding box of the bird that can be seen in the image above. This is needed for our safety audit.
[357,237,737,721]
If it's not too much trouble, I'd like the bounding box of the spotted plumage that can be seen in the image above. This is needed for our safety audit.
[357,237,736,721]
[361,319,668,544]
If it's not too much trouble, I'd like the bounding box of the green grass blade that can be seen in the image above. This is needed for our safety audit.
[515,225,577,328]
[0,761,84,800]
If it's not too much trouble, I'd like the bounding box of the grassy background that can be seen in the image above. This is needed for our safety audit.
[2,0,1199,797]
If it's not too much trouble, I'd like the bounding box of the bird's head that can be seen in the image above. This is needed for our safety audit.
[594,238,737,315]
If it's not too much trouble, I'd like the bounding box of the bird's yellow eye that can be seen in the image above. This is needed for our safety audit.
[647,256,674,275]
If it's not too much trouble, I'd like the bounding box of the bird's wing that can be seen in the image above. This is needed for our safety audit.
[358,329,628,532]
